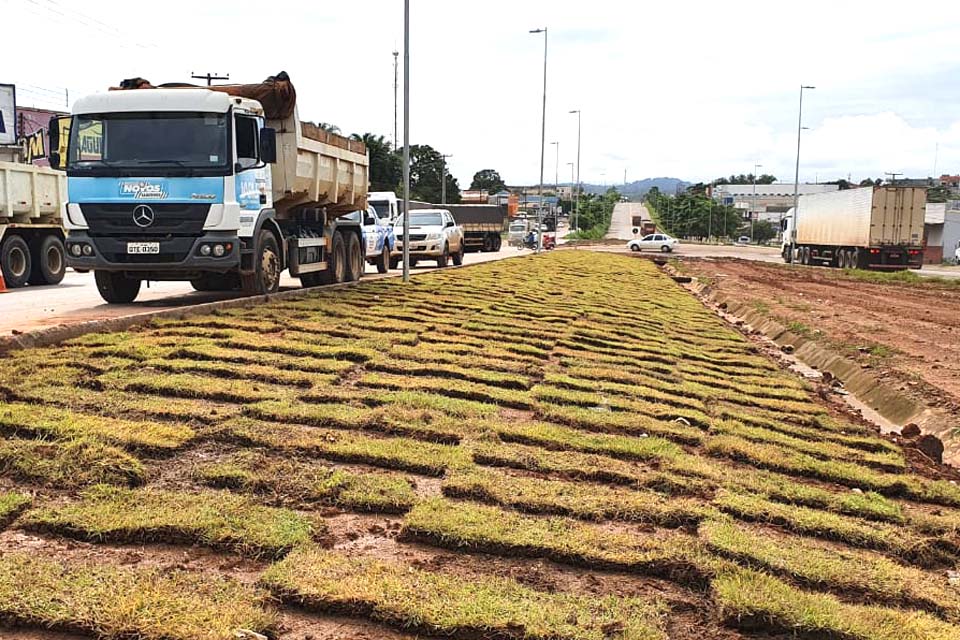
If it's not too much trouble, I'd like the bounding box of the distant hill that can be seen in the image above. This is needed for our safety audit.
[582,177,690,198]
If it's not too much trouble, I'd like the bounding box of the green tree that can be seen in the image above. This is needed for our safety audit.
[645,190,745,240]
[470,169,507,194]
[317,122,341,134]
[351,133,401,193]
[401,144,461,204]
[752,220,778,243]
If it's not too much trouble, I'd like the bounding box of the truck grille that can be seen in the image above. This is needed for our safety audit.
[81,203,209,237]
[408,234,427,241]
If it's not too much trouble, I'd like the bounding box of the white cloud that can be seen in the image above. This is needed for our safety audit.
[5,0,960,185]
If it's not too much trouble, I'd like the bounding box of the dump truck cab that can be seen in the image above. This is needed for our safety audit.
[51,74,369,303]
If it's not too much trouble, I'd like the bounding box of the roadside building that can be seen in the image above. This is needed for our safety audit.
[925,201,960,264]
[711,183,838,224]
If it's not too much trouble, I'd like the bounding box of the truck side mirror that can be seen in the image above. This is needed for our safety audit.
[260,127,277,164]
[445,220,455,228]
[48,115,70,171]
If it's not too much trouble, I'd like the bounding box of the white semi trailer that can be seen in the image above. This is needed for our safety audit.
[49,72,370,303]
[781,186,925,270]
[0,161,68,288]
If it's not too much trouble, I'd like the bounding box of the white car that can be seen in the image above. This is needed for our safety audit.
[627,233,679,253]
[393,209,465,267]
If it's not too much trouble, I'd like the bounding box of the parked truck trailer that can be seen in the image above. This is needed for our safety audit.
[0,161,68,288]
[50,72,370,303]
[781,186,925,270]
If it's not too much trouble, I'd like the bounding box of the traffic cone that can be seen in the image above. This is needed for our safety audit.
[0,271,6,293]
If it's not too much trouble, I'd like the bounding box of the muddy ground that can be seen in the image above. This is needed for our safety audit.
[679,257,960,428]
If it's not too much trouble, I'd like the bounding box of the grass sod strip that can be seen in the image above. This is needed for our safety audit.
[106,370,295,404]
[218,334,377,361]
[262,547,668,640]
[0,492,30,529]
[388,343,544,372]
[302,386,502,419]
[221,417,467,476]
[490,419,684,463]
[0,437,144,488]
[443,467,714,527]
[710,419,906,472]
[713,568,958,640]
[197,452,416,514]
[0,402,194,451]
[700,519,960,621]
[21,485,318,558]
[532,382,707,415]
[713,490,952,566]
[402,497,715,586]
[359,371,535,410]
[706,434,960,507]
[244,400,463,444]
[469,439,710,495]
[142,358,335,388]
[367,358,533,391]
[0,553,275,640]
[171,343,356,374]
[534,403,706,443]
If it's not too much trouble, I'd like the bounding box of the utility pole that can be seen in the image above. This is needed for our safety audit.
[530,27,548,253]
[791,85,815,257]
[569,110,581,232]
[392,50,399,150]
[441,154,453,204]
[402,0,411,283]
[752,163,762,242]
[191,72,229,86]
[884,172,902,186]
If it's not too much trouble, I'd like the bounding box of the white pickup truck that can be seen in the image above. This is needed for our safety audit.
[394,209,464,268]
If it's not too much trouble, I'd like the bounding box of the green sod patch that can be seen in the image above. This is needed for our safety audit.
[171,343,356,374]
[360,372,534,410]
[263,547,668,640]
[443,467,712,527]
[701,519,960,621]
[21,485,318,558]
[144,358,333,388]
[713,568,958,640]
[402,497,713,585]
[113,371,293,404]
[535,403,706,444]
[0,437,144,488]
[491,419,683,463]
[0,552,275,640]
[0,492,30,528]
[0,402,194,451]
[221,417,466,476]
[197,452,416,514]
[368,358,532,390]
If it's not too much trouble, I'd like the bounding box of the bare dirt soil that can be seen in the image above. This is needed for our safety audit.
[681,257,960,420]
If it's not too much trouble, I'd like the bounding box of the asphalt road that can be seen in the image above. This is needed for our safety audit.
[0,246,526,336]
[606,202,651,240]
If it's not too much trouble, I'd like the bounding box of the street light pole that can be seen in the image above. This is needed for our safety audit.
[551,141,559,191]
[569,109,581,231]
[531,27,548,253]
[791,85,816,258]
[392,49,399,151]
[402,0,411,282]
[441,154,453,205]
[752,163,762,242]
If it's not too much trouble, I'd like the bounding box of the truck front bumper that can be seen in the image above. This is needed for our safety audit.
[395,241,444,257]
[64,231,241,277]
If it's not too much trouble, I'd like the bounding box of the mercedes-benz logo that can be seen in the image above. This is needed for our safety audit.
[132,205,155,228]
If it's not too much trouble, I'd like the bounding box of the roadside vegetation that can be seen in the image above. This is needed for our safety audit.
[0,251,956,639]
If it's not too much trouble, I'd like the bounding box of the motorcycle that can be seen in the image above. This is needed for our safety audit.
[522,233,556,251]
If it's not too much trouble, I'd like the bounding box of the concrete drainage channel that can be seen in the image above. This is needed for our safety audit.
[655,258,956,467]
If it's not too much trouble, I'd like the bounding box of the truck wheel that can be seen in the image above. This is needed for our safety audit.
[94,271,141,303]
[453,241,464,266]
[493,236,502,251]
[28,235,66,285]
[376,244,390,274]
[241,230,282,295]
[326,231,347,284]
[346,232,364,281]
[437,244,449,268]
[0,235,32,288]
[481,236,494,252]
[849,249,861,270]
[389,256,400,270]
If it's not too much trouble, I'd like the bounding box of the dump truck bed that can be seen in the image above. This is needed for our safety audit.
[0,161,66,224]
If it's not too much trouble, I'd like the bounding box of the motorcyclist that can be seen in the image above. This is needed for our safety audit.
[524,230,536,248]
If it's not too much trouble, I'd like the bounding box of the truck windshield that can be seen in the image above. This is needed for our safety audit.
[67,112,229,174]
[370,201,391,219]
[403,213,443,226]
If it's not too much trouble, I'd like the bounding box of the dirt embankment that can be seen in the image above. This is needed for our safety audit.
[681,257,960,422]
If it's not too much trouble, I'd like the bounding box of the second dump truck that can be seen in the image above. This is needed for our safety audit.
[781,186,925,270]
[50,72,370,303]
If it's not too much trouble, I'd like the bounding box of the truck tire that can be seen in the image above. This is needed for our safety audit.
[322,230,347,285]
[28,235,66,285]
[0,235,32,288]
[94,270,141,303]
[389,256,400,270]
[376,244,390,274]
[481,235,494,252]
[437,244,449,268]
[492,236,502,251]
[453,241,464,266]
[241,230,282,295]
[346,232,364,281]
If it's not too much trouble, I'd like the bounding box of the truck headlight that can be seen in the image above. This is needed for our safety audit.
[200,245,212,256]
[427,233,441,240]
[212,244,226,257]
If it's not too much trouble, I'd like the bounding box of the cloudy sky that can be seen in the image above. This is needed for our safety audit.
[5,0,960,187]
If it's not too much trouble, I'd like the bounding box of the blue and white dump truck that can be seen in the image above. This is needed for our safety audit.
[49,73,370,302]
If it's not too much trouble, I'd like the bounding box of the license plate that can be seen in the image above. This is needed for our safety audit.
[127,242,160,255]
